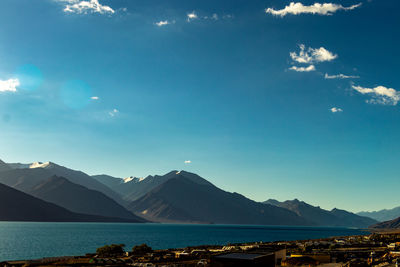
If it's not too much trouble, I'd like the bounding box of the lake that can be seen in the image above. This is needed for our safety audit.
[0,222,369,261]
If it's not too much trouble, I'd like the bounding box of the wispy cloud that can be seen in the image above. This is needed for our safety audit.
[290,44,337,64]
[155,20,171,27]
[352,85,400,105]
[266,2,362,17]
[57,0,115,15]
[109,108,119,117]
[185,11,230,23]
[289,65,316,72]
[330,107,343,113]
[0,79,20,93]
[184,160,191,164]
[187,11,198,22]
[325,73,360,79]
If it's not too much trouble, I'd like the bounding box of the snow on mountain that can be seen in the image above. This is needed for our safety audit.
[29,162,51,169]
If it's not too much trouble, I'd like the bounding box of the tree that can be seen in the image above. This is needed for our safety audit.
[132,244,153,255]
[96,244,125,257]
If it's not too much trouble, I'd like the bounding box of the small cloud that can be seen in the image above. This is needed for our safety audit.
[265,2,362,17]
[352,85,400,105]
[0,78,20,93]
[289,65,316,72]
[325,73,360,79]
[290,44,337,64]
[184,160,191,164]
[187,11,198,22]
[109,108,119,117]
[330,107,343,113]
[155,20,171,27]
[91,96,99,100]
[58,0,115,15]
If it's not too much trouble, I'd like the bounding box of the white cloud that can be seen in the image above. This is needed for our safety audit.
[59,0,115,15]
[155,20,171,27]
[187,11,198,22]
[289,65,316,72]
[184,160,191,164]
[91,96,99,100]
[290,44,337,64]
[330,107,343,113]
[109,108,119,117]
[0,79,20,93]
[352,85,400,105]
[325,73,360,79]
[265,2,362,17]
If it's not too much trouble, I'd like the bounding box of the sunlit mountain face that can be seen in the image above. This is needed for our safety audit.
[0,0,399,214]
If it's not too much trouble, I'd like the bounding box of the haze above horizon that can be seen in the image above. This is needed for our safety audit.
[0,0,399,213]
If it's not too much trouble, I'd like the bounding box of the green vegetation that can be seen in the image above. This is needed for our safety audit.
[132,243,153,255]
[96,244,125,257]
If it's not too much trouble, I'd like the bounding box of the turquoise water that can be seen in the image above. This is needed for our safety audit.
[0,222,368,261]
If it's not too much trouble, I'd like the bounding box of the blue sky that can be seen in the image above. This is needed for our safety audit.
[0,0,399,212]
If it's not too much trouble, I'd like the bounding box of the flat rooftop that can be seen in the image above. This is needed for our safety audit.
[214,253,273,260]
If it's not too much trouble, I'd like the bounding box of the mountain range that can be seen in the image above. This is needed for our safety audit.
[357,207,400,222]
[0,158,389,228]
[0,182,138,222]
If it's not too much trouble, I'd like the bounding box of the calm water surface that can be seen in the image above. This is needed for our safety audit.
[0,222,369,261]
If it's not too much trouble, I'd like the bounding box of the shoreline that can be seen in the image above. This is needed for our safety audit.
[2,230,399,266]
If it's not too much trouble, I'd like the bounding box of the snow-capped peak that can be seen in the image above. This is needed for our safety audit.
[29,162,51,169]
[123,176,146,183]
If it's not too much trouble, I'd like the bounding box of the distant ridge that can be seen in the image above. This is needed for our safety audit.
[0,182,138,223]
[264,199,377,228]
[358,206,400,222]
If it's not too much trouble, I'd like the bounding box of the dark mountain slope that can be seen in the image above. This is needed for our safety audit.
[28,176,144,221]
[128,173,310,225]
[0,164,125,206]
[0,182,138,222]
[370,216,400,229]
[0,159,11,172]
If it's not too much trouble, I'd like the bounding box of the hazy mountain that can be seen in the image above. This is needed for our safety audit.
[28,176,144,221]
[0,162,125,206]
[330,208,377,228]
[7,163,31,169]
[0,182,138,222]
[264,199,377,228]
[94,170,212,202]
[128,171,310,225]
[370,216,400,229]
[0,159,11,172]
[357,207,400,222]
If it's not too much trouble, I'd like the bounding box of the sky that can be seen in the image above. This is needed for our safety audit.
[0,0,399,213]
